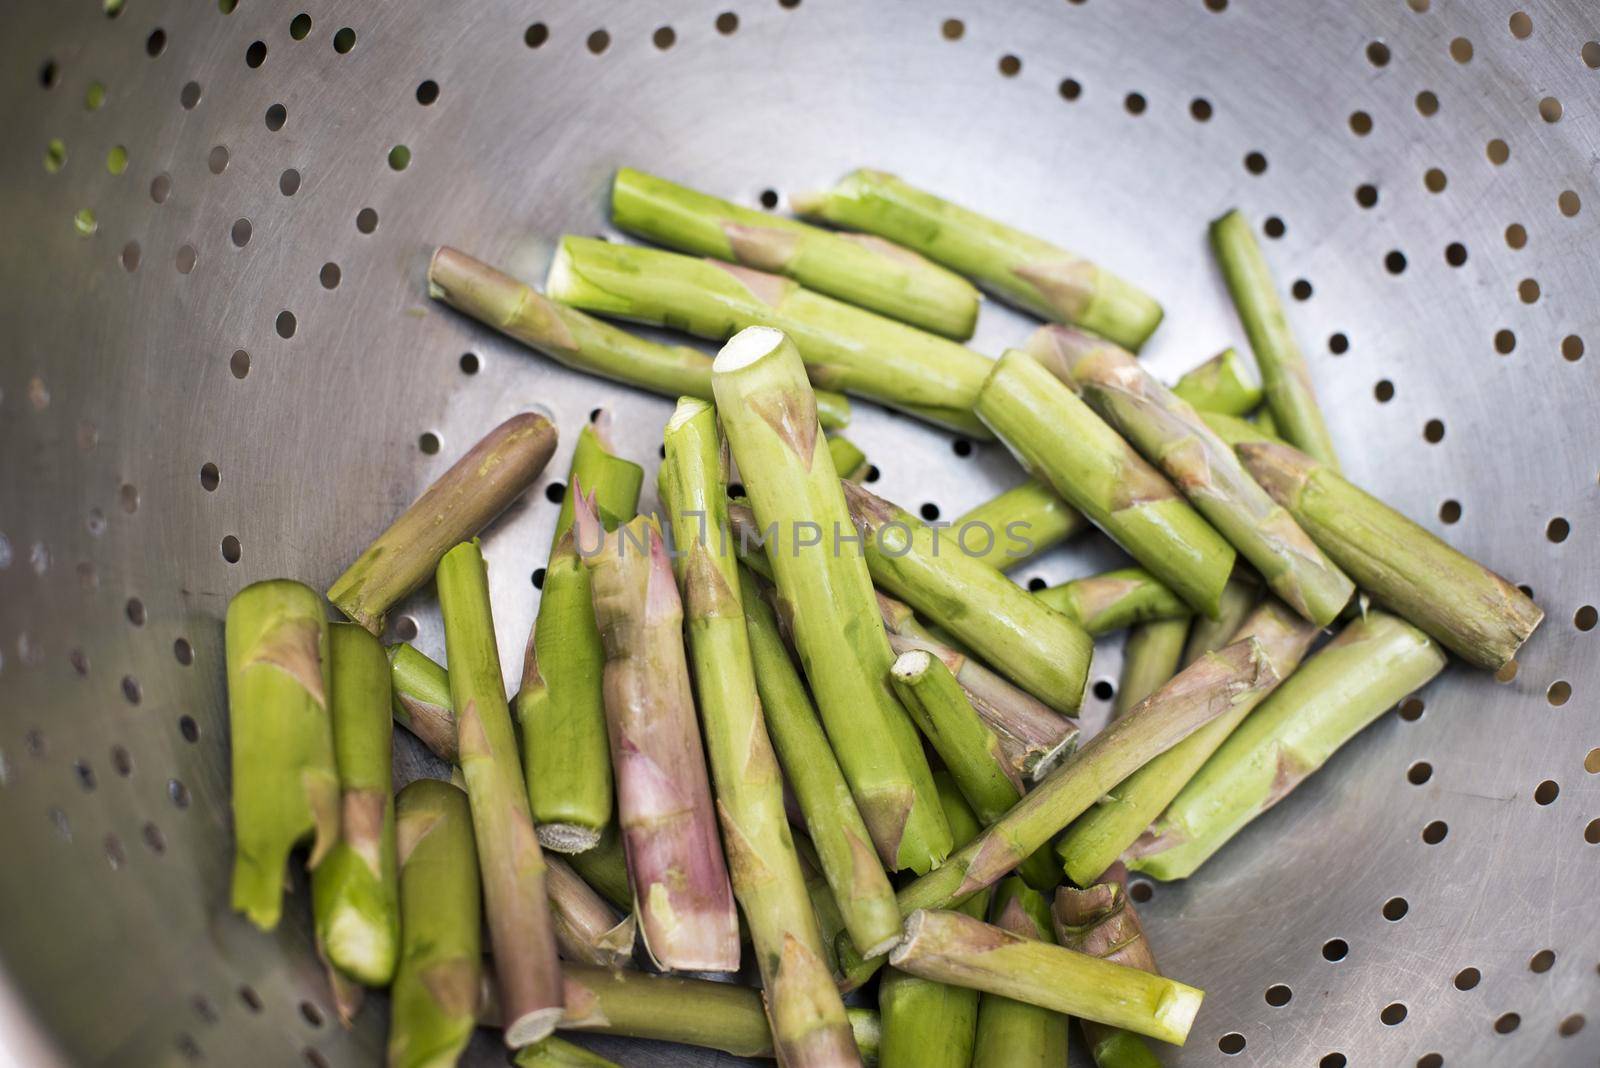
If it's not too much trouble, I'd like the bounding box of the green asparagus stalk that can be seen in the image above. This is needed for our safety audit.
[1231,435,1544,670]
[952,480,1088,571]
[436,541,563,1045]
[312,624,400,1002]
[566,824,632,913]
[558,964,772,1057]
[1210,209,1340,468]
[545,855,637,969]
[896,638,1277,916]
[611,167,980,339]
[1114,619,1190,719]
[659,396,857,1066]
[827,434,871,483]
[740,568,904,957]
[1026,325,1354,626]
[386,643,457,763]
[514,1037,620,1068]
[714,326,951,873]
[518,415,644,853]
[1056,598,1318,887]
[1036,568,1191,636]
[387,779,481,1068]
[889,907,1202,1045]
[972,879,1069,1068]
[843,480,1093,712]
[794,835,848,974]
[1251,406,1279,436]
[226,579,338,931]
[793,169,1162,351]
[429,246,852,429]
[1053,881,1164,1068]
[850,1008,882,1067]
[549,235,993,436]
[580,510,740,971]
[1170,348,1260,417]
[1182,574,1260,668]
[329,414,557,635]
[976,349,1235,618]
[1130,610,1448,879]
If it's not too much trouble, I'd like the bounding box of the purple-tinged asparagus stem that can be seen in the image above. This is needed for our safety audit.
[1053,881,1164,1066]
[971,879,1069,1068]
[386,643,458,763]
[546,855,636,969]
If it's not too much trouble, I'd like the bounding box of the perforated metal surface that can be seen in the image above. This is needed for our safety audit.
[1,0,1597,1065]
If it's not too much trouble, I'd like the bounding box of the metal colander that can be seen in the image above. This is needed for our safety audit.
[2,0,1596,1064]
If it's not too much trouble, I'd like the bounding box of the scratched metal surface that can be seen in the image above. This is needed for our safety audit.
[0,0,1597,1065]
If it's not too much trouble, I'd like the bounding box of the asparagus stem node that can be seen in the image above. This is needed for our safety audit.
[1035,567,1191,637]
[1170,348,1260,417]
[386,643,458,763]
[1053,881,1165,1067]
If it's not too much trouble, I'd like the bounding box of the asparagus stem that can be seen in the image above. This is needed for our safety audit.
[312,624,400,998]
[436,541,564,1046]
[889,908,1202,1045]
[1053,882,1164,1068]
[891,651,1024,812]
[514,1037,620,1067]
[1210,209,1340,468]
[844,481,1093,712]
[714,327,951,873]
[875,591,1077,781]
[951,480,1088,571]
[794,834,849,975]
[1170,348,1260,417]
[793,169,1162,351]
[827,434,871,483]
[226,580,338,931]
[611,167,980,339]
[386,643,457,763]
[387,779,482,1068]
[1056,599,1318,887]
[520,416,644,853]
[849,1007,882,1067]
[975,349,1235,618]
[659,397,857,1066]
[1182,574,1260,668]
[972,879,1070,1068]
[1251,406,1278,436]
[896,638,1278,915]
[1113,618,1190,719]
[1224,430,1544,669]
[545,855,637,969]
[1131,610,1447,879]
[1035,568,1191,637]
[328,414,557,635]
[740,568,903,958]
[548,236,993,436]
[1026,325,1355,626]
[558,965,772,1057]
[580,509,740,972]
[566,823,632,913]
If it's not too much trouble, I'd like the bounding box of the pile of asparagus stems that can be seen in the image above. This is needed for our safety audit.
[227,167,1543,1067]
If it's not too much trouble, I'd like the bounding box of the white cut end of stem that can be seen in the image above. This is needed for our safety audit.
[536,822,602,854]
[890,649,934,682]
[665,395,713,432]
[504,1005,564,1048]
[885,910,928,967]
[543,241,578,301]
[714,325,786,372]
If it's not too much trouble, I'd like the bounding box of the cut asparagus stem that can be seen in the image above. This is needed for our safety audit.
[1210,209,1340,468]
[566,823,632,913]
[1131,610,1448,879]
[1027,325,1355,626]
[844,481,1093,712]
[548,236,994,436]
[849,1008,882,1067]
[428,246,852,429]
[579,509,740,972]
[976,349,1235,618]
[714,327,951,874]
[972,879,1070,1068]
[1113,619,1190,719]
[558,964,773,1058]
[1056,599,1318,887]
[875,591,1078,780]
[951,479,1088,571]
[1251,406,1278,436]
[793,169,1163,351]
[827,434,871,483]
[794,834,849,975]
[546,855,637,969]
[1053,881,1164,1068]
[740,568,903,958]
[659,396,857,1067]
[313,624,400,997]
[436,541,564,1046]
[611,167,981,339]
[1035,568,1191,636]
[1228,433,1544,669]
[387,779,481,1068]
[514,1037,620,1067]
[521,415,644,853]
[1170,348,1260,417]
[386,643,457,763]
[1182,574,1260,668]
[896,637,1277,915]
[328,414,557,635]
[889,908,1203,1045]
[226,580,338,931]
